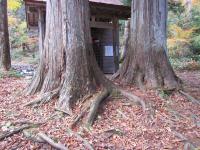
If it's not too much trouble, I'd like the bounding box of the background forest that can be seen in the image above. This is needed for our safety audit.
[6,0,200,73]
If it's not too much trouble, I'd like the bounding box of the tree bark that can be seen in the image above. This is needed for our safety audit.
[26,0,64,95]
[120,20,130,62]
[26,0,109,115]
[118,0,179,90]
[0,0,11,71]
[57,0,97,113]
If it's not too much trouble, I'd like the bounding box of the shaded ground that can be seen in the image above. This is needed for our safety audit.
[0,71,199,150]
[177,71,200,99]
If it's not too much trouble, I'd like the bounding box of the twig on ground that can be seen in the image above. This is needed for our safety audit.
[38,132,68,150]
[67,128,94,150]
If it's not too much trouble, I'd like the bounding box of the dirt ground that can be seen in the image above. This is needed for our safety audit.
[0,71,199,150]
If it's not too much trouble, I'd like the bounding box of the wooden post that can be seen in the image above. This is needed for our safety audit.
[112,17,119,72]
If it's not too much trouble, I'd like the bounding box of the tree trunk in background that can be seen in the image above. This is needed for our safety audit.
[26,0,109,114]
[26,0,64,94]
[118,0,179,90]
[120,20,130,62]
[0,0,11,71]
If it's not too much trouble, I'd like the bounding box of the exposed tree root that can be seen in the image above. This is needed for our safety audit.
[69,89,110,128]
[70,87,147,127]
[102,128,124,139]
[12,120,43,126]
[38,132,68,150]
[55,107,72,115]
[0,122,42,141]
[110,70,120,80]
[67,128,94,150]
[23,130,45,143]
[70,106,90,128]
[118,89,146,112]
[172,130,197,149]
[25,80,146,128]
[179,90,200,105]
[24,88,60,107]
[86,89,110,127]
[117,109,129,119]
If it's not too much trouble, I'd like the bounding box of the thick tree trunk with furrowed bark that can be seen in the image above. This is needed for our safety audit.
[26,0,110,117]
[118,0,179,90]
[26,0,64,95]
[26,0,150,127]
[0,0,11,71]
[57,0,98,114]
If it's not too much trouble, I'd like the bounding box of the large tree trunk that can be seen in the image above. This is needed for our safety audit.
[26,0,150,126]
[0,0,11,71]
[118,0,179,90]
[26,0,65,95]
[57,0,98,113]
[26,0,109,116]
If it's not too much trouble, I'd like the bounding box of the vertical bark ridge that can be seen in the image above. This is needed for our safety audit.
[57,0,97,112]
[26,0,64,95]
[26,0,111,115]
[119,0,179,90]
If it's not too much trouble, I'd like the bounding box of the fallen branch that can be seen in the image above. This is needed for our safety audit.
[0,123,41,141]
[119,89,146,112]
[67,128,94,150]
[24,88,59,107]
[38,133,68,150]
[179,90,200,105]
[86,89,110,127]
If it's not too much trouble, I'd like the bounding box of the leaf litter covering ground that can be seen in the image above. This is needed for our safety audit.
[0,71,199,150]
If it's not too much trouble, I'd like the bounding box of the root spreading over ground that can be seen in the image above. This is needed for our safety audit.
[0,71,200,149]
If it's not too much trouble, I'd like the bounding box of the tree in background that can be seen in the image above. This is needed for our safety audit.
[0,0,11,71]
[115,0,179,90]
[120,0,131,62]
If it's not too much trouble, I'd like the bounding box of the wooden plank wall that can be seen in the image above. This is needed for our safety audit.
[91,28,116,74]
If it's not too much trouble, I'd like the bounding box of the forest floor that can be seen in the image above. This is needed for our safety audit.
[0,70,200,150]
